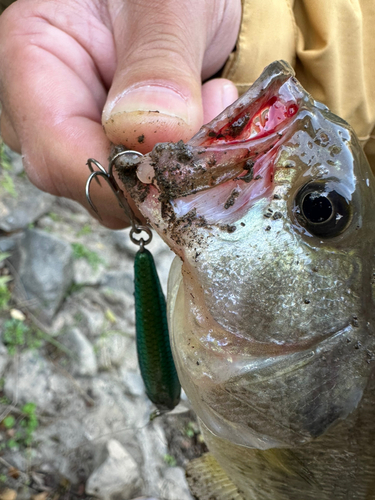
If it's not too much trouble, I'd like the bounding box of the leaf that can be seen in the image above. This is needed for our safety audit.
[22,402,37,415]
[0,172,17,198]
[0,276,12,286]
[3,415,15,429]
[0,252,10,263]
[105,308,117,324]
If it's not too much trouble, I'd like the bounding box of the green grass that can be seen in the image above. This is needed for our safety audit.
[184,421,200,438]
[2,319,43,355]
[20,402,39,446]
[0,277,11,311]
[0,402,39,449]
[0,171,17,198]
[65,282,85,297]
[0,253,12,311]
[76,224,92,237]
[71,242,103,270]
[0,142,12,171]
[0,142,16,195]
[2,317,72,357]
[3,415,15,429]
[48,212,60,222]
[163,454,177,467]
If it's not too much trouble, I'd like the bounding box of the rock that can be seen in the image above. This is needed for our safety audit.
[159,467,194,500]
[79,304,105,338]
[0,236,17,253]
[9,308,25,321]
[0,341,9,377]
[4,350,75,415]
[55,197,90,215]
[9,229,74,323]
[101,288,135,332]
[121,369,145,397]
[85,373,150,435]
[137,421,169,496]
[95,332,131,370]
[31,493,49,500]
[3,145,23,175]
[118,337,138,372]
[73,258,105,286]
[85,439,142,500]
[1,449,28,475]
[130,498,159,500]
[51,288,106,338]
[61,328,97,377]
[0,488,17,500]
[0,175,55,232]
[100,270,134,296]
[34,414,95,483]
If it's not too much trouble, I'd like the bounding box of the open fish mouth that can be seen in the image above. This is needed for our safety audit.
[118,61,307,226]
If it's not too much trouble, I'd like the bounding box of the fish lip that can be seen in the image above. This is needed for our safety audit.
[123,61,306,200]
[189,60,302,147]
[247,323,353,357]
[200,325,356,389]
[196,318,355,360]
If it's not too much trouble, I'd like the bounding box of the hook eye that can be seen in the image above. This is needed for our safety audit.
[130,226,153,248]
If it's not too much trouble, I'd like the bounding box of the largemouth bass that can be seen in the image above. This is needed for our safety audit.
[116,61,375,500]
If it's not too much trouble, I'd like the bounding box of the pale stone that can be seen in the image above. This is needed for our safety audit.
[86,439,142,500]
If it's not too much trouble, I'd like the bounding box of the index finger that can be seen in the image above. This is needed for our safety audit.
[0,1,131,228]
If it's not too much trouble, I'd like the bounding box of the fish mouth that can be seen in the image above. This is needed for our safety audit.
[222,323,353,359]
[188,282,355,359]
[116,61,308,226]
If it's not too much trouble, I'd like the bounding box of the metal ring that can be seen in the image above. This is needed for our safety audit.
[130,226,152,247]
[108,150,144,177]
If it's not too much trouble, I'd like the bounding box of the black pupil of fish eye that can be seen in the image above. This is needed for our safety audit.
[302,192,333,223]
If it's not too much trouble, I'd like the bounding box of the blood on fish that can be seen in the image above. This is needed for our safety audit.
[201,96,299,146]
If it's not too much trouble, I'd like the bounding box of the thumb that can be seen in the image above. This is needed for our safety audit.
[102,0,240,152]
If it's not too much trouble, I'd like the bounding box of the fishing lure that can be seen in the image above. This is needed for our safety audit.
[85,150,181,413]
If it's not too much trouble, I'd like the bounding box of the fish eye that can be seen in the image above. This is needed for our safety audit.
[294,181,352,237]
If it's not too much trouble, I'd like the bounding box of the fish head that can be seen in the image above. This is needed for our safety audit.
[116,61,375,448]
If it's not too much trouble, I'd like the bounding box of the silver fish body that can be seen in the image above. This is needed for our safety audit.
[117,61,375,499]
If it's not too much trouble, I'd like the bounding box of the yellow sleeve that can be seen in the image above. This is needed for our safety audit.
[222,0,375,162]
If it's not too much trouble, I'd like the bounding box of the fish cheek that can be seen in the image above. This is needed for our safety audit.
[188,220,358,347]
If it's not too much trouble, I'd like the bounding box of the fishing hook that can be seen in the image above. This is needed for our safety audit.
[85,150,152,248]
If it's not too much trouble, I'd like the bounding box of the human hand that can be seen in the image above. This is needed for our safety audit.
[0,0,241,228]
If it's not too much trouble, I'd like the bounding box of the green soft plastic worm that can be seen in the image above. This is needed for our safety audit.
[134,247,181,412]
